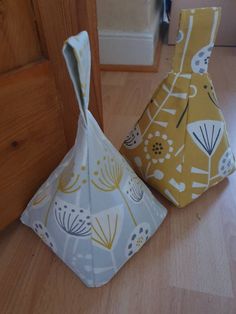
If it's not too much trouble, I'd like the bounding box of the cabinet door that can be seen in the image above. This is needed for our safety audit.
[168,0,236,46]
[0,0,103,229]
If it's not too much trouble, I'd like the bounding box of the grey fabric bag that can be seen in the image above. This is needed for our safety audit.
[21,31,167,287]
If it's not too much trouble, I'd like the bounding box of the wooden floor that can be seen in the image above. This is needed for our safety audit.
[1,45,236,314]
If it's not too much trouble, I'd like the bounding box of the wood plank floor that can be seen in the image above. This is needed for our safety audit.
[1,45,236,314]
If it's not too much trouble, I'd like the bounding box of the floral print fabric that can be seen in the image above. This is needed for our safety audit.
[121,7,235,207]
[20,31,167,287]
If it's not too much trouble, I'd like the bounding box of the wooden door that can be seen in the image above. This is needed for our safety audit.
[0,0,103,230]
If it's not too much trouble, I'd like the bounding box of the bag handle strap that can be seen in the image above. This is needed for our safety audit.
[63,31,91,124]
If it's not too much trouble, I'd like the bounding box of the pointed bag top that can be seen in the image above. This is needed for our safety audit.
[172,7,221,74]
[63,31,91,124]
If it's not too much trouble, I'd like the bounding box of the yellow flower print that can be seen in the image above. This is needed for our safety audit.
[143,131,174,164]
[58,161,87,194]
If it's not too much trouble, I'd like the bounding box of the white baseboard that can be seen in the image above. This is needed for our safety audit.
[98,16,161,66]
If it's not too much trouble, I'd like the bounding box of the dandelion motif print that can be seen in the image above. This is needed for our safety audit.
[58,160,87,194]
[123,175,163,228]
[91,154,138,227]
[121,7,235,207]
[53,197,91,260]
[125,223,151,258]
[20,31,167,288]
[187,120,224,187]
[33,221,57,252]
[91,206,124,272]
[31,184,52,209]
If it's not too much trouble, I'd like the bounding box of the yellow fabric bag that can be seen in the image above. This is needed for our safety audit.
[121,7,235,207]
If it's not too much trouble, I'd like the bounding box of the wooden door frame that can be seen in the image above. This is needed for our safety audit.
[0,0,103,229]
[33,0,103,148]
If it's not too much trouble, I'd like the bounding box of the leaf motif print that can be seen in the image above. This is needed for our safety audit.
[123,124,143,149]
[218,148,235,177]
[176,30,184,43]
[191,9,220,74]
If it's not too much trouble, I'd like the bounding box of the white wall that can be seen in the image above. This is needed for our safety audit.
[96,0,162,65]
